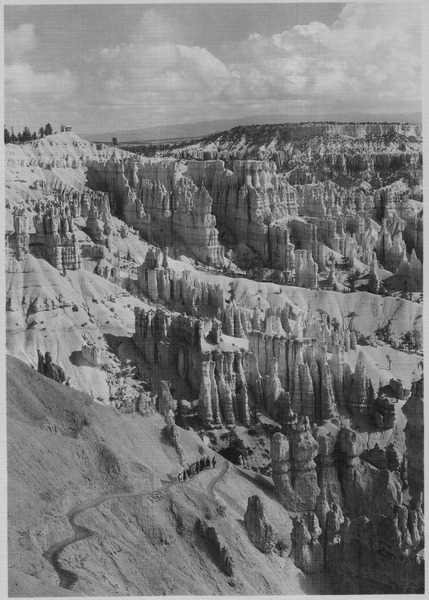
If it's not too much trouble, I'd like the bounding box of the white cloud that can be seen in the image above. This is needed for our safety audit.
[92,2,420,124]
[5,3,421,131]
[5,62,76,98]
[5,22,78,129]
[5,23,37,61]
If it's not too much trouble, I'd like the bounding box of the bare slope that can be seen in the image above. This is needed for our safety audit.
[8,356,330,596]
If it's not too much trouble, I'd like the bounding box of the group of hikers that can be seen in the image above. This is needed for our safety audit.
[178,455,216,482]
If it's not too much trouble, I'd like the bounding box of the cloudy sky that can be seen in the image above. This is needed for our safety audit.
[5,2,421,134]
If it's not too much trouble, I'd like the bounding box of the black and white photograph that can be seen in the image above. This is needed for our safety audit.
[4,1,424,596]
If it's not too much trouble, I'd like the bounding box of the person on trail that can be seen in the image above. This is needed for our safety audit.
[205,456,211,469]
[177,473,182,483]
[212,456,217,469]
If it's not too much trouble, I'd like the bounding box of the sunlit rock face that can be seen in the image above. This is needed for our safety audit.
[270,419,320,512]
[86,157,224,266]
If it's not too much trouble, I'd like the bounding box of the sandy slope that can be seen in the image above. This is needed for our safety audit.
[8,356,330,596]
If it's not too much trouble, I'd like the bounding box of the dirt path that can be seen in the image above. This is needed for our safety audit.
[43,463,229,590]
[206,460,229,498]
[43,480,172,590]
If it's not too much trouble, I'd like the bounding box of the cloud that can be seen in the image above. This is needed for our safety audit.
[4,3,421,131]
[89,2,420,126]
[5,22,37,61]
[5,22,78,128]
[5,63,76,98]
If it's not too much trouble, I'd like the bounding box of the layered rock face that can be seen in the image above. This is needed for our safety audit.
[137,248,224,315]
[133,279,384,433]
[133,306,251,426]
[6,207,29,260]
[270,418,320,511]
[86,158,225,265]
[7,185,113,275]
[168,123,422,280]
[87,140,422,288]
[31,205,82,271]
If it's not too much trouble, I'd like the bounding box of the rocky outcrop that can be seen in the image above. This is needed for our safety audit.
[135,392,156,416]
[291,512,324,573]
[165,409,185,464]
[158,380,175,417]
[295,250,318,289]
[82,343,102,366]
[31,205,81,271]
[325,501,424,594]
[243,496,277,553]
[395,249,423,292]
[402,376,424,500]
[37,350,66,384]
[196,519,234,576]
[348,353,375,415]
[271,417,320,511]
[313,421,343,517]
[6,206,29,260]
[138,256,225,316]
[87,158,225,265]
[338,427,401,518]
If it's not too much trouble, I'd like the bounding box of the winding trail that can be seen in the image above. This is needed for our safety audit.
[206,460,229,498]
[43,481,172,590]
[43,462,229,591]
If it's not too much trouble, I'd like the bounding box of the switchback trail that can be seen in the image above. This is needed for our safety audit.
[43,462,229,591]
[43,480,172,590]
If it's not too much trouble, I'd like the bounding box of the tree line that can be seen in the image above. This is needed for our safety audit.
[4,123,66,144]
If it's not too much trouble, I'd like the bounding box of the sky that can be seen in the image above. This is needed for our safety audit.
[4,2,422,134]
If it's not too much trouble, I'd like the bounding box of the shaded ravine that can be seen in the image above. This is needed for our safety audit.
[43,462,229,591]
[43,480,172,590]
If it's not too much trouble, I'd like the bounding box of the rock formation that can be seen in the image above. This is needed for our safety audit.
[31,205,81,271]
[291,512,324,572]
[196,519,234,576]
[6,206,29,260]
[37,350,66,384]
[270,417,320,511]
[243,495,277,553]
[402,376,424,500]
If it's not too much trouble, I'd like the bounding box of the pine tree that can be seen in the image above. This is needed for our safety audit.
[10,127,17,143]
[38,127,44,138]
[22,126,32,142]
[32,131,37,140]
[44,123,53,136]
[4,128,11,144]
